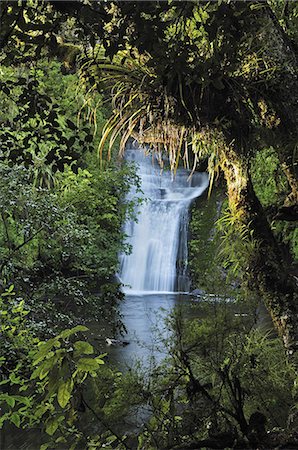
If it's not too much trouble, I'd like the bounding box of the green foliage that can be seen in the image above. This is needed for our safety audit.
[251,147,287,208]
[216,207,261,283]
[0,286,139,449]
[0,60,139,332]
[0,297,107,448]
[0,164,66,276]
[251,147,297,261]
[268,0,298,41]
[56,163,136,278]
[0,285,37,376]
[0,66,93,180]
[0,57,142,447]
[136,304,295,448]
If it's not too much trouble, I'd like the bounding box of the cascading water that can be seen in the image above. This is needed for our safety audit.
[120,144,209,294]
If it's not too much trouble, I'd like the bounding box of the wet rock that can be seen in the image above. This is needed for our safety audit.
[106,338,130,346]
[190,288,206,296]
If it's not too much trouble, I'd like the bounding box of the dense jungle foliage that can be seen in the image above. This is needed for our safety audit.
[0,1,297,449]
[0,61,139,333]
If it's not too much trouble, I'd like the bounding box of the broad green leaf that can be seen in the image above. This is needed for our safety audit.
[94,356,105,365]
[2,284,15,296]
[38,354,61,380]
[10,413,20,427]
[9,372,21,384]
[35,404,50,420]
[58,325,88,340]
[77,358,99,372]
[40,443,50,450]
[0,413,9,426]
[33,340,59,365]
[46,419,59,436]
[55,436,66,444]
[0,394,15,408]
[30,365,43,380]
[74,340,94,355]
[106,435,118,444]
[6,396,15,408]
[57,379,73,408]
[47,371,60,397]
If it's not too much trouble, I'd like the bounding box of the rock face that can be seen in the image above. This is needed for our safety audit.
[106,338,130,346]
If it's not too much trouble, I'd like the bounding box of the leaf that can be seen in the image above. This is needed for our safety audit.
[32,354,60,380]
[57,379,73,408]
[58,325,88,340]
[94,356,105,365]
[10,413,20,427]
[46,418,59,436]
[55,436,66,444]
[30,365,43,380]
[47,371,60,396]
[0,394,15,408]
[33,340,59,365]
[77,358,100,372]
[74,341,94,355]
[2,284,15,296]
[106,435,118,444]
[13,396,31,406]
[34,404,49,420]
[40,444,50,450]
[0,413,9,427]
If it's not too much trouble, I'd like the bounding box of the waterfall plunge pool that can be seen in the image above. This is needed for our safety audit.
[103,293,272,372]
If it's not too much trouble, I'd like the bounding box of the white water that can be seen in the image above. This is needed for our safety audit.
[120,145,209,293]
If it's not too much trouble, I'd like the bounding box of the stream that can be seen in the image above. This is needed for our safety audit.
[107,144,209,367]
[106,144,272,369]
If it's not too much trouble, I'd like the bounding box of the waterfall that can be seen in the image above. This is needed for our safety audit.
[120,144,209,294]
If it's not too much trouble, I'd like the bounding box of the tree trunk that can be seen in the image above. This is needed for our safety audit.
[221,145,298,354]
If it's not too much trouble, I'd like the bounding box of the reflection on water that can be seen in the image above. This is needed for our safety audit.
[106,293,192,368]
